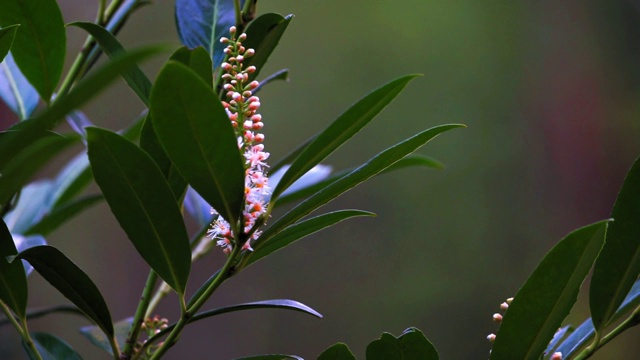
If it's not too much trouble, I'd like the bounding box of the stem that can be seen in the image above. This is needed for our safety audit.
[0,301,24,337]
[234,0,242,30]
[97,0,107,25]
[573,305,640,360]
[121,271,158,360]
[19,317,43,360]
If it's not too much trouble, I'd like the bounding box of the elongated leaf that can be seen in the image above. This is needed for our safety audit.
[3,181,53,234]
[24,195,103,236]
[26,332,82,360]
[243,210,375,269]
[266,164,332,204]
[590,156,640,333]
[87,127,191,295]
[271,75,421,202]
[69,22,152,105]
[234,356,302,360]
[366,328,439,360]
[175,0,244,68]
[256,124,463,249]
[0,0,66,101]
[14,245,114,338]
[0,52,39,119]
[170,46,213,86]
[0,25,19,63]
[0,219,27,319]
[150,61,245,228]
[490,220,610,360]
[555,278,640,357]
[243,13,292,80]
[318,343,356,360]
[12,234,46,275]
[80,317,132,356]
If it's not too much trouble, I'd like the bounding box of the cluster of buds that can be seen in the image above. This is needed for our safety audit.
[487,297,562,360]
[208,26,270,254]
[134,316,169,358]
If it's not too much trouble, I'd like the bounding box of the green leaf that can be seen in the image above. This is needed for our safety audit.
[0,0,66,101]
[13,245,114,339]
[0,218,27,319]
[257,124,464,249]
[0,131,76,210]
[0,25,19,63]
[366,328,439,360]
[0,53,39,119]
[69,22,152,105]
[243,13,293,80]
[233,356,302,360]
[26,332,83,360]
[270,74,421,203]
[590,155,640,333]
[86,127,191,295]
[24,195,103,236]
[244,210,375,269]
[490,220,610,360]
[170,46,213,86]
[317,343,356,360]
[80,317,132,356]
[150,61,245,228]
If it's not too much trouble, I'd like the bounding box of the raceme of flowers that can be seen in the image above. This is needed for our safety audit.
[208,26,270,254]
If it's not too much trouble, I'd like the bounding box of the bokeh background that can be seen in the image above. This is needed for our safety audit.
[2,0,640,359]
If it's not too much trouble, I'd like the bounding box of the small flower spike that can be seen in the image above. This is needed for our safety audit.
[208,27,270,254]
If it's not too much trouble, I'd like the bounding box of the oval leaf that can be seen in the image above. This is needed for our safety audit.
[366,328,439,360]
[170,46,214,86]
[14,245,114,338]
[86,127,191,295]
[490,220,610,360]
[150,61,245,228]
[590,155,640,333]
[270,74,421,202]
[0,0,66,101]
[0,52,39,119]
[318,343,356,360]
[0,25,19,63]
[26,332,82,360]
[0,218,27,319]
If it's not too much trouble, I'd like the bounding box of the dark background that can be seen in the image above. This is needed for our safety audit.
[2,1,640,359]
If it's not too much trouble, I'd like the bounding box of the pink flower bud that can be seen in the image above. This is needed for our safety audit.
[248,101,261,111]
[243,120,252,129]
[224,84,234,91]
[500,302,509,311]
[229,26,237,34]
[236,55,244,62]
[551,352,562,360]
[246,66,256,73]
[248,81,259,89]
[236,73,244,81]
[238,33,247,41]
[492,313,503,322]
[252,122,263,130]
[486,334,496,342]
[245,49,255,57]
[221,62,232,71]
[254,133,265,142]
[220,37,229,43]
[243,91,253,98]
[251,114,262,122]
[232,92,242,101]
[248,96,259,103]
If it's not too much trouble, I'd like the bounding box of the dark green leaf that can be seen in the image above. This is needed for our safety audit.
[26,332,82,360]
[0,25,19,63]
[69,22,152,105]
[175,0,244,68]
[86,127,191,295]
[590,155,640,333]
[0,0,66,101]
[257,124,464,249]
[0,218,27,319]
[150,61,245,228]
[244,210,375,269]
[233,356,302,360]
[12,234,46,275]
[0,53,39,119]
[490,220,610,360]
[24,195,103,236]
[270,75,421,203]
[80,317,132,356]
[170,46,213,86]
[366,328,439,360]
[317,343,356,360]
[14,245,114,338]
[243,14,292,80]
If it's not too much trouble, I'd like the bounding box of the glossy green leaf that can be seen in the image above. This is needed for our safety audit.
[0,132,75,209]
[366,328,439,360]
[175,0,243,68]
[14,245,114,338]
[257,124,464,249]
[86,127,191,295]
[270,74,421,203]
[150,61,245,228]
[0,52,39,119]
[243,13,292,80]
[317,343,356,360]
[0,219,27,319]
[243,210,375,269]
[170,46,213,86]
[0,0,66,101]
[0,25,19,63]
[490,220,610,360]
[233,356,302,360]
[26,332,82,360]
[80,317,132,356]
[69,22,152,105]
[24,195,103,236]
[590,156,640,333]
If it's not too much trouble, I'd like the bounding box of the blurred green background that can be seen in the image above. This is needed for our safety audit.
[2,0,640,359]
